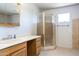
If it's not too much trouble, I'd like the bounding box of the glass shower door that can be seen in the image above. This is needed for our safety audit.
[37,12,56,49]
[44,14,54,47]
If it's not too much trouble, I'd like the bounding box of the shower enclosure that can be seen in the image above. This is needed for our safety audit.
[37,12,56,49]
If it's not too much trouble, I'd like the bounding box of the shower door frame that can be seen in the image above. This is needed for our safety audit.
[42,12,56,49]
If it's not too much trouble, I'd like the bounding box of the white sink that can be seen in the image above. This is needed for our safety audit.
[0,38,19,44]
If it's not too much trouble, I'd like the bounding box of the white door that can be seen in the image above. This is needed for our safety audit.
[56,13,72,48]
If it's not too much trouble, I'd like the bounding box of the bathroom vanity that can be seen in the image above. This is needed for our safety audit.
[0,35,41,56]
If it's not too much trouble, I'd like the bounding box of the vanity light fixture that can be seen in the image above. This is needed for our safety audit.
[16,3,21,13]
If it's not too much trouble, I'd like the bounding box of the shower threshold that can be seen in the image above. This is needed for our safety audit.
[41,46,56,51]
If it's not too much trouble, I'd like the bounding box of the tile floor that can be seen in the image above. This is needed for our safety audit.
[39,47,79,56]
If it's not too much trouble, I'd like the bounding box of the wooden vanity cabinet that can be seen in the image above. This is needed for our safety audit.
[0,42,27,56]
[27,37,41,56]
[0,37,41,56]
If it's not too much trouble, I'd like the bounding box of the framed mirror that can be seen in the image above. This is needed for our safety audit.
[0,3,20,27]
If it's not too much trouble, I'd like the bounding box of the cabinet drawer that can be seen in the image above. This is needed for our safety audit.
[36,41,41,47]
[0,42,26,56]
[36,37,41,42]
[10,48,26,56]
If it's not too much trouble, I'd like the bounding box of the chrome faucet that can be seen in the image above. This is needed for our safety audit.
[2,35,12,40]
[2,34,16,40]
[8,35,12,39]
[14,34,16,38]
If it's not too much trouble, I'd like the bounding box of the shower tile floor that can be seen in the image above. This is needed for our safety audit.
[39,47,79,56]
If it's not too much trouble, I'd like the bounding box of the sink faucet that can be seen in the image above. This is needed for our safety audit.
[2,34,16,40]
[14,34,16,38]
[8,35,12,39]
[2,35,12,40]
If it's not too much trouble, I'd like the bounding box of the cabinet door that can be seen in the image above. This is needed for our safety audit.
[11,48,26,56]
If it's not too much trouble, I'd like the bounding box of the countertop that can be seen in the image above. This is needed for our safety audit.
[0,35,41,50]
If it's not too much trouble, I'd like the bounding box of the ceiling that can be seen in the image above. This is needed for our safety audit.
[35,3,78,11]
[0,3,78,14]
